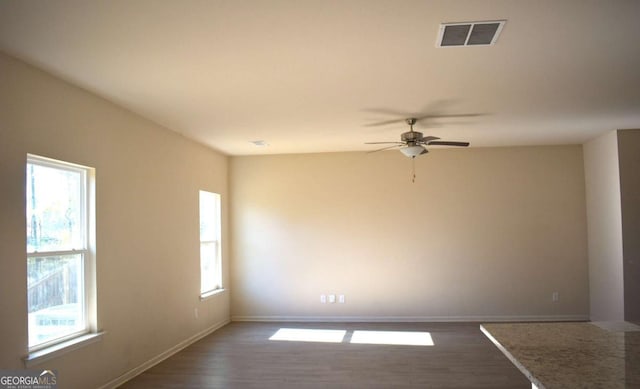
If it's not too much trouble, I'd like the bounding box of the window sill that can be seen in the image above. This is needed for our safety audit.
[24,331,105,368]
[200,288,226,301]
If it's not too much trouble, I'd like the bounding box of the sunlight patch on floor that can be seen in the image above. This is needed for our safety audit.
[350,330,434,346]
[269,328,347,343]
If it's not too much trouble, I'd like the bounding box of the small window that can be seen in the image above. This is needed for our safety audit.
[26,154,96,350]
[199,191,222,295]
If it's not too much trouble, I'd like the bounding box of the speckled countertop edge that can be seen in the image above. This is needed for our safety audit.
[480,322,640,389]
[480,324,545,389]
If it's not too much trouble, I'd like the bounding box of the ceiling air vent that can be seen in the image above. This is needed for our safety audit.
[437,21,506,47]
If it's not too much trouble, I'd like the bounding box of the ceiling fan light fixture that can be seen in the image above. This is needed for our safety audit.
[400,145,425,158]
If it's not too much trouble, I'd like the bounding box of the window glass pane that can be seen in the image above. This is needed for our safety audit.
[200,242,220,293]
[27,163,84,252]
[27,254,85,347]
[199,191,219,242]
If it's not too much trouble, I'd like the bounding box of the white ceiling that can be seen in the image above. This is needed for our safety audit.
[1,0,639,156]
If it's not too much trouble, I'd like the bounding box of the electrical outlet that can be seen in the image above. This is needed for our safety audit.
[194,308,199,319]
[552,292,559,302]
[320,294,327,304]
[329,294,336,303]
[339,294,345,303]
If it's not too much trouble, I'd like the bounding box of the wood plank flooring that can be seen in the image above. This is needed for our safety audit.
[119,322,530,388]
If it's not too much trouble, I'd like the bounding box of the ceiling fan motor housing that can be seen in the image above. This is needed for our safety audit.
[402,131,424,142]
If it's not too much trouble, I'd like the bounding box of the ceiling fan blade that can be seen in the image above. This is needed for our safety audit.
[415,113,485,121]
[364,141,404,145]
[367,144,403,153]
[362,107,416,117]
[363,118,406,127]
[366,113,485,127]
[420,136,440,143]
[427,141,470,147]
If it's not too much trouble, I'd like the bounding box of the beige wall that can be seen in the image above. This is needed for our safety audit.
[0,52,229,388]
[583,130,624,321]
[617,129,640,322]
[230,147,589,321]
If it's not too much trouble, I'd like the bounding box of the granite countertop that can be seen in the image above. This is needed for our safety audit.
[480,322,640,389]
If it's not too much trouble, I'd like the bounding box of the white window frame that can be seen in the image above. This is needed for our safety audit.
[26,154,98,355]
[199,190,222,298]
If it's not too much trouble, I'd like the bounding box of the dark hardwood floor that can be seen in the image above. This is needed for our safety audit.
[119,322,530,388]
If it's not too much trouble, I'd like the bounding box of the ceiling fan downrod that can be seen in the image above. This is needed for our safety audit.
[406,118,417,131]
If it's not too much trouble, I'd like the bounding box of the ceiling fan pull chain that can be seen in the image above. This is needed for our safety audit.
[411,157,416,183]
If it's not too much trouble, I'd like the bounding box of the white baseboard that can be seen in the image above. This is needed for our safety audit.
[97,319,230,389]
[230,314,589,323]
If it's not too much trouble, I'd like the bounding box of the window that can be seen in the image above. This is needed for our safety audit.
[199,191,222,296]
[26,155,95,350]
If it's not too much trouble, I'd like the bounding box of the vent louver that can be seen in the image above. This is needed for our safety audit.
[437,21,506,47]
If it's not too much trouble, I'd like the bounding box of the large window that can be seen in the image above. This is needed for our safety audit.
[199,190,222,296]
[26,155,95,350]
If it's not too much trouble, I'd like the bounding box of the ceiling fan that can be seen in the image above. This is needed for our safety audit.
[365,118,470,158]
